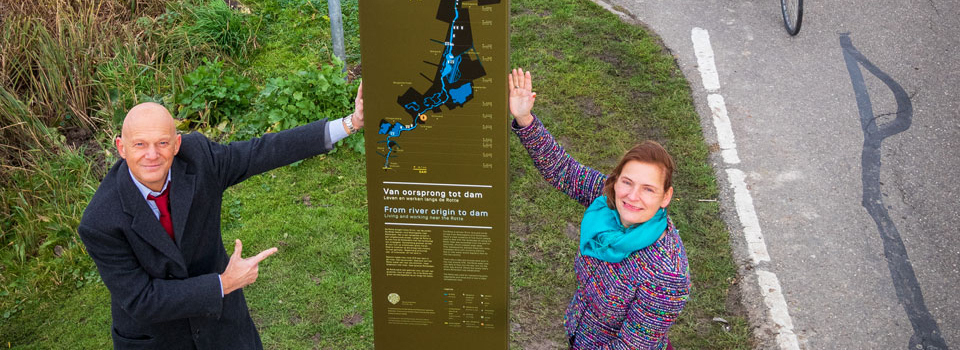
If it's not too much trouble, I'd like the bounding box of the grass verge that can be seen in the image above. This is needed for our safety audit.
[507,0,750,348]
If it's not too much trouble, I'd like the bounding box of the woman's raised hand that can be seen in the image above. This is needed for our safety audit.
[508,68,536,127]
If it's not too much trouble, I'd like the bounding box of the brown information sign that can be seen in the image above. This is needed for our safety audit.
[359,0,509,348]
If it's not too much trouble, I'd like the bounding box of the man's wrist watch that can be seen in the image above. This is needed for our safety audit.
[343,114,356,134]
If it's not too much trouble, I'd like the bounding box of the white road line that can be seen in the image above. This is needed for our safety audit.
[691,27,801,350]
[726,168,770,264]
[691,27,721,92]
[707,94,741,164]
[758,270,802,348]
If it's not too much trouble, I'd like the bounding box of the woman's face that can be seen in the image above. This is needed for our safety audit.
[613,161,674,227]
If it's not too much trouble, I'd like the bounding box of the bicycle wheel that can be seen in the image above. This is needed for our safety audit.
[780,0,803,36]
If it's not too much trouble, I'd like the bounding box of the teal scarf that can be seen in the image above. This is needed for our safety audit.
[580,195,668,263]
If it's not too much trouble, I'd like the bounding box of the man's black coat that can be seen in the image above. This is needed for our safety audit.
[79,120,332,349]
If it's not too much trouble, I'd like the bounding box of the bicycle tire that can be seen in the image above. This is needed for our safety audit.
[780,0,803,36]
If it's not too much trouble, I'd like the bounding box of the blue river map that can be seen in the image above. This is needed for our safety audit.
[376,0,500,169]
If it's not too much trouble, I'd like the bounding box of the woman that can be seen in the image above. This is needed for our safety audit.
[508,68,690,349]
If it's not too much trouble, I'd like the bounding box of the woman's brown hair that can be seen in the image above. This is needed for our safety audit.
[602,140,675,209]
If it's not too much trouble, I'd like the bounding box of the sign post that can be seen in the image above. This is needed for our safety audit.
[359,0,509,348]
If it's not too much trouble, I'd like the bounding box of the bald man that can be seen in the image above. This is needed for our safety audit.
[78,87,363,350]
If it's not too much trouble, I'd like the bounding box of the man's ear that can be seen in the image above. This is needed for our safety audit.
[660,186,674,209]
[173,134,182,155]
[115,137,125,159]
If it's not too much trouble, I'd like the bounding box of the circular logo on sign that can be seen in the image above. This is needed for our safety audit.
[388,293,400,305]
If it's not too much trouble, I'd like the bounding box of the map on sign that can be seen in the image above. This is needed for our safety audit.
[376,0,500,170]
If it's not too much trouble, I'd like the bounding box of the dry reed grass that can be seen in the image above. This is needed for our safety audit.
[1,0,128,129]
[0,0,148,257]
[0,0,166,172]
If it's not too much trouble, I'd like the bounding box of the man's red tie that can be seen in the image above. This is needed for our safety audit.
[147,187,175,241]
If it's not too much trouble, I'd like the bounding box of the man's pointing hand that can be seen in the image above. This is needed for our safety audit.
[221,239,277,295]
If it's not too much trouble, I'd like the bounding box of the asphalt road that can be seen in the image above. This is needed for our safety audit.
[592,0,960,348]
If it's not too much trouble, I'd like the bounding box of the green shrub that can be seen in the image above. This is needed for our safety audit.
[336,129,366,154]
[244,0,357,79]
[237,61,355,139]
[94,0,257,134]
[93,40,170,131]
[175,58,257,129]
[172,0,260,59]
[0,122,102,320]
[1,145,99,264]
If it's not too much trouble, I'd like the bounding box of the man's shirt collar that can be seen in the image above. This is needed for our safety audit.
[128,167,171,200]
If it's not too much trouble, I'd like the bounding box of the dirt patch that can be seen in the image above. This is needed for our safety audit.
[351,245,369,264]
[301,194,313,207]
[525,339,562,350]
[630,90,655,103]
[62,126,93,149]
[510,163,527,178]
[251,315,265,328]
[708,142,721,153]
[289,313,302,325]
[630,121,665,146]
[510,286,570,349]
[596,50,622,69]
[725,275,747,317]
[223,0,243,10]
[696,317,713,336]
[596,51,636,78]
[530,249,544,262]
[62,126,110,178]
[346,63,362,83]
[515,8,552,17]
[511,221,531,242]
[575,96,602,118]
[309,332,335,350]
[341,313,363,328]
[565,221,579,240]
